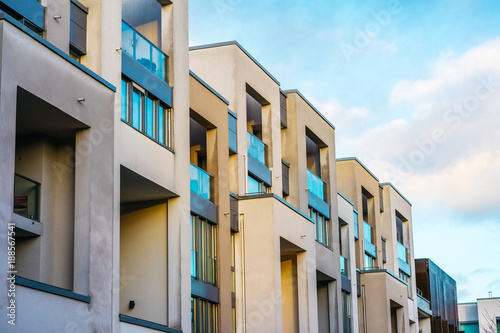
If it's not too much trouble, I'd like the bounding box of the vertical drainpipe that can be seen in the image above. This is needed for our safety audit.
[362,285,367,333]
[240,213,246,333]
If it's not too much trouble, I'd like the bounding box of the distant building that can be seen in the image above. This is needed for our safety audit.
[458,297,500,333]
[415,259,459,333]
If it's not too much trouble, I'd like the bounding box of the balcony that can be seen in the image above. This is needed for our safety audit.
[340,255,349,278]
[307,169,327,201]
[190,164,214,202]
[247,131,268,167]
[363,221,376,258]
[122,21,167,82]
[397,241,411,275]
[0,0,45,31]
[417,292,432,316]
[14,174,40,221]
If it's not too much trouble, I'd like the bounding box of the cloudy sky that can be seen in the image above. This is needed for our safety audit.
[189,0,500,302]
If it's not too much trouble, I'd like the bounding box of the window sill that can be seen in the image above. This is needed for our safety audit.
[15,275,90,303]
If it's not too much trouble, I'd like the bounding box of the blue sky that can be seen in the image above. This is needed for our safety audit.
[189,0,500,302]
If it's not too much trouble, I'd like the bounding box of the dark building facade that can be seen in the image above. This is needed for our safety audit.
[416,258,459,333]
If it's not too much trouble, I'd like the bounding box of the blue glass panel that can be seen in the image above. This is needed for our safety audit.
[247,131,266,165]
[397,242,407,263]
[158,106,165,145]
[340,255,348,277]
[121,80,128,121]
[190,164,212,200]
[307,169,324,200]
[121,21,167,82]
[248,175,260,194]
[145,96,154,137]
[132,90,142,131]
[363,221,372,243]
[353,211,358,239]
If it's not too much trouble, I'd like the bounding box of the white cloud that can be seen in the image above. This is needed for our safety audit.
[342,37,500,216]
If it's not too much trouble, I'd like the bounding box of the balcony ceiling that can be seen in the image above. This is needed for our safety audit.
[16,87,89,140]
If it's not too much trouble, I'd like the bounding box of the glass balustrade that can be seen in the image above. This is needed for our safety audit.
[190,164,214,202]
[122,21,167,82]
[247,131,268,166]
[307,169,326,200]
[340,255,349,277]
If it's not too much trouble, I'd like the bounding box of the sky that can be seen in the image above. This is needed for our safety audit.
[189,0,500,303]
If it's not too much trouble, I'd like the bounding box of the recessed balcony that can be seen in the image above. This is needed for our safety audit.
[190,163,214,202]
[340,255,349,278]
[247,131,268,167]
[307,169,326,201]
[122,21,167,82]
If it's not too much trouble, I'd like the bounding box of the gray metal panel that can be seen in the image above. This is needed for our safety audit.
[341,275,351,293]
[308,191,330,219]
[70,1,87,28]
[282,160,289,196]
[247,155,272,186]
[190,191,218,224]
[280,91,287,128]
[122,52,172,107]
[191,278,219,303]
[70,21,86,55]
[230,195,238,232]
[0,0,45,31]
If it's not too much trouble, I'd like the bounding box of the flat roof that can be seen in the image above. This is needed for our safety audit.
[189,41,281,86]
[282,89,335,130]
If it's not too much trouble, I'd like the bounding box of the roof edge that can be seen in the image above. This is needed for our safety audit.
[189,70,229,105]
[336,157,379,182]
[379,182,412,207]
[282,89,335,130]
[189,41,281,86]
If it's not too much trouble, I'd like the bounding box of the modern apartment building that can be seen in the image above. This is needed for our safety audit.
[458,296,500,333]
[0,1,450,333]
[415,259,459,333]
[336,158,419,333]
[189,41,344,333]
[1,0,189,332]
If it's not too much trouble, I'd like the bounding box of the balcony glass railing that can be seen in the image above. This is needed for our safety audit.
[340,255,348,277]
[14,174,40,221]
[247,131,268,166]
[307,169,326,201]
[190,164,214,202]
[363,221,373,243]
[398,241,408,263]
[122,21,167,82]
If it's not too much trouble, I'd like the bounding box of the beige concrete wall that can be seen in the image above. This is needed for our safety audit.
[189,73,233,332]
[281,258,299,333]
[120,203,168,324]
[189,44,282,197]
[0,18,115,332]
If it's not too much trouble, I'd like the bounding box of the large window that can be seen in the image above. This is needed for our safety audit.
[342,291,352,333]
[121,78,173,149]
[191,215,217,285]
[191,296,217,333]
[309,208,331,247]
[364,254,375,270]
[247,175,270,195]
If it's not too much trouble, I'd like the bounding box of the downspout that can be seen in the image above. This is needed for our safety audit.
[240,213,247,333]
[362,285,367,333]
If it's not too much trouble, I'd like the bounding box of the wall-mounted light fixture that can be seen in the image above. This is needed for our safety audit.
[129,300,135,309]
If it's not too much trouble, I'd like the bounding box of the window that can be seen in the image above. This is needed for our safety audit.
[342,291,352,333]
[247,175,270,195]
[364,254,375,270]
[309,207,331,247]
[191,296,217,333]
[69,0,88,57]
[121,78,173,149]
[459,323,479,333]
[399,270,412,298]
[191,215,217,285]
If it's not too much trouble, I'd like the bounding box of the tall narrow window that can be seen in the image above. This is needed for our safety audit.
[145,96,154,137]
[192,296,218,333]
[191,215,217,285]
[132,88,143,131]
[121,79,128,121]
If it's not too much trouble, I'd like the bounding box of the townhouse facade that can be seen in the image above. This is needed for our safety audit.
[458,296,500,333]
[0,1,453,333]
